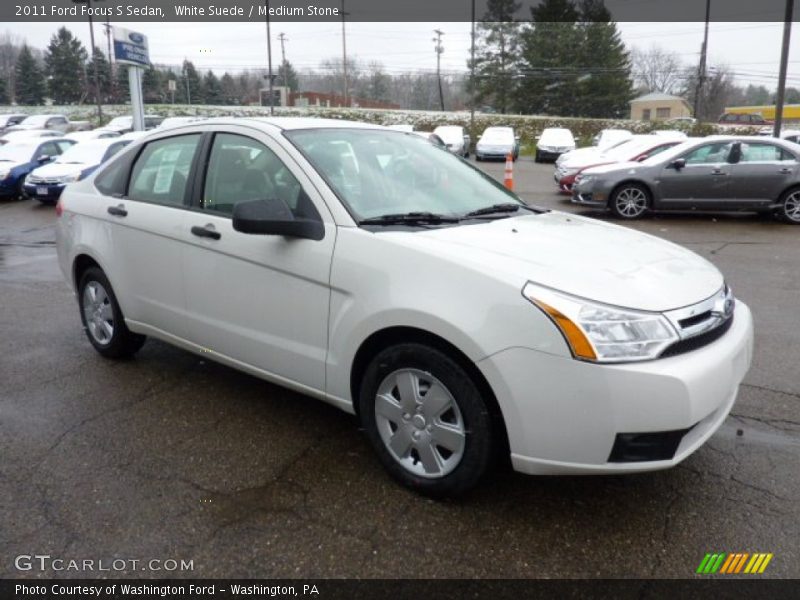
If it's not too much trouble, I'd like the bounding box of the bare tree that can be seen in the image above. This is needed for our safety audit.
[631,45,684,95]
[683,63,738,121]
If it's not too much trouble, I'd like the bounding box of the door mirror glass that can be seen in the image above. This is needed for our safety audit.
[232,199,324,241]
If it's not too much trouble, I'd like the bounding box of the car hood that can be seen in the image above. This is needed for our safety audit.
[556,147,602,165]
[30,162,89,177]
[388,212,722,312]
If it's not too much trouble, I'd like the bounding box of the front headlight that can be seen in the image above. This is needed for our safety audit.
[60,172,81,183]
[523,282,679,362]
[0,170,10,180]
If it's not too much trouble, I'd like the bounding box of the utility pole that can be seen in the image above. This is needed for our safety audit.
[183,60,191,105]
[470,0,476,131]
[434,29,445,111]
[76,0,104,122]
[693,0,711,121]
[265,0,274,114]
[774,0,795,137]
[103,16,115,103]
[278,32,289,91]
[341,0,348,107]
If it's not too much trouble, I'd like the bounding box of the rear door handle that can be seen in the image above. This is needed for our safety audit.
[107,204,127,217]
[191,225,221,240]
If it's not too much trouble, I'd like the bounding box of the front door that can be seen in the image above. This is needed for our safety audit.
[180,127,335,393]
[656,141,735,207]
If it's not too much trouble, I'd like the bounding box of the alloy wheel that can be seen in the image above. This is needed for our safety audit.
[615,187,648,218]
[784,190,800,222]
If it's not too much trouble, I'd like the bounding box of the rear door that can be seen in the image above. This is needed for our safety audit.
[656,141,734,207]
[729,141,799,205]
[93,132,203,337]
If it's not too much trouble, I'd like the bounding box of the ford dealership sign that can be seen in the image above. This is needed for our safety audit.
[113,26,149,67]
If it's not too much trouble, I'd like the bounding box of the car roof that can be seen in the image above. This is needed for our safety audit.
[160,116,389,132]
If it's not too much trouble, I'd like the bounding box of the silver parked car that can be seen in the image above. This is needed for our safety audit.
[572,135,800,223]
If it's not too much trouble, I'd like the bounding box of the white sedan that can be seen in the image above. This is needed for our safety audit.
[55,118,753,496]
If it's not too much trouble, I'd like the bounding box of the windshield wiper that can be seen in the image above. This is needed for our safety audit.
[359,212,461,226]
[463,203,536,218]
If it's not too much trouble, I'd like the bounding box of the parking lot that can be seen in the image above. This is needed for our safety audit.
[1,156,798,579]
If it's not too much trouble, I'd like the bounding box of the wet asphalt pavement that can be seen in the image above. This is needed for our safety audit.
[1,159,798,579]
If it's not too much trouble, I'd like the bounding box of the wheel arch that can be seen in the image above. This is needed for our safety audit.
[72,253,103,290]
[349,326,510,457]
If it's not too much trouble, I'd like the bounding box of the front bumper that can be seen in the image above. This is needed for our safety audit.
[23,182,66,203]
[571,190,606,206]
[478,301,753,475]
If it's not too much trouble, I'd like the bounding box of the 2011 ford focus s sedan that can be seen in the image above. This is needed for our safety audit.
[55,118,754,496]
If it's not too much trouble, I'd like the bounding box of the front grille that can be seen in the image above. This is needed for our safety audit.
[660,314,734,358]
[608,425,696,462]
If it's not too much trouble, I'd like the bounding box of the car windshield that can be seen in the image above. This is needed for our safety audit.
[639,138,708,166]
[108,117,132,127]
[541,129,573,145]
[0,143,35,162]
[55,142,107,164]
[481,128,513,143]
[434,127,463,144]
[286,128,523,221]
[20,115,49,127]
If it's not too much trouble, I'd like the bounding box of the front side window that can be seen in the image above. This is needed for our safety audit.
[37,141,59,159]
[55,140,74,154]
[201,133,317,220]
[286,128,523,221]
[683,142,734,165]
[128,134,201,206]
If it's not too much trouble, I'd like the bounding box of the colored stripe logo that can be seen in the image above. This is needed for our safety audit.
[696,553,773,574]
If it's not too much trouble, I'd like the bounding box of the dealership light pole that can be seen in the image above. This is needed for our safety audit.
[773,0,795,137]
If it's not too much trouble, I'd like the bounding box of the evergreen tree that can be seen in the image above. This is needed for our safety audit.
[0,76,7,104]
[44,27,87,104]
[364,62,391,103]
[14,44,46,105]
[202,70,223,104]
[277,60,299,92]
[574,0,632,118]
[87,47,112,102]
[178,60,202,104]
[220,72,238,104]
[142,65,165,103]
[516,0,581,115]
[115,63,130,103]
[468,0,523,114]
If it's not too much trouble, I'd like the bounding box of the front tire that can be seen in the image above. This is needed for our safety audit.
[78,267,146,358]
[777,187,800,224]
[358,343,495,497]
[610,183,651,220]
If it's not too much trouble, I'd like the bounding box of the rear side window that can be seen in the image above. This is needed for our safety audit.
[739,143,796,163]
[128,134,201,206]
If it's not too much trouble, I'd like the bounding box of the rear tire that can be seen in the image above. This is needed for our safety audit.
[777,187,800,224]
[610,183,651,220]
[358,343,495,497]
[78,267,146,359]
[534,150,541,163]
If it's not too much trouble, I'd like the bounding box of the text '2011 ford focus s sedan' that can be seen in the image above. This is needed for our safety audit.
[56,118,753,496]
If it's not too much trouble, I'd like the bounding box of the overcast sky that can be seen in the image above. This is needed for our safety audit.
[6,21,800,89]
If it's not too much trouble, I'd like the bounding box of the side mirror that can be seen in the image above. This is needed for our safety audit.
[635,154,648,162]
[669,158,686,170]
[535,135,541,141]
[232,199,324,241]
[37,155,52,163]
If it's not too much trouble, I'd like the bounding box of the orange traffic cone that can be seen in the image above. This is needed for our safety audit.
[504,153,514,191]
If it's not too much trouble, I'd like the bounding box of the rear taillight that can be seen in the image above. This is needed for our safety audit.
[55,199,63,217]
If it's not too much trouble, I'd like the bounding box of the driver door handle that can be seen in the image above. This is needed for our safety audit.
[778,167,792,174]
[107,204,127,217]
[191,225,221,240]
[711,169,728,176]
